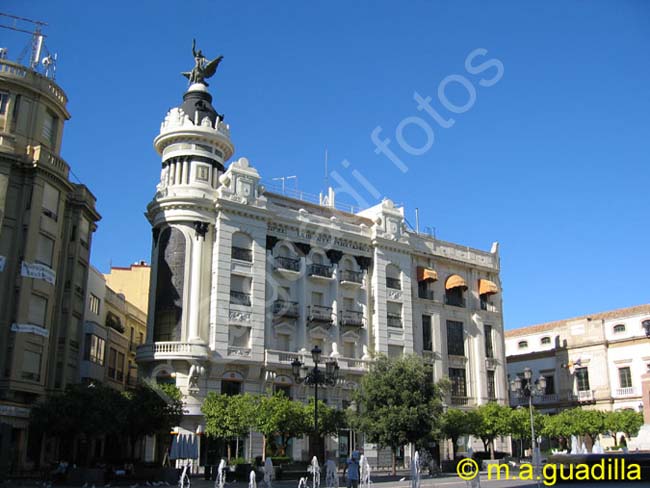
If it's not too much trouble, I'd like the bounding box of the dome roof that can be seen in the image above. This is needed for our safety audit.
[179,83,221,126]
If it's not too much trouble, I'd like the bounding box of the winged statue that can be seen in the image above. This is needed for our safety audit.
[181,39,224,86]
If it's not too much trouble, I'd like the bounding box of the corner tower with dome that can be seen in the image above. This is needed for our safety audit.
[137,43,507,466]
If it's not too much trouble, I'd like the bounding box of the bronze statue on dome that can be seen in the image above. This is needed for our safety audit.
[181,39,223,86]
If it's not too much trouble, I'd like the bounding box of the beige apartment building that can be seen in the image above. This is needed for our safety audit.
[506,304,650,446]
[104,261,151,314]
[0,58,100,470]
[81,266,148,391]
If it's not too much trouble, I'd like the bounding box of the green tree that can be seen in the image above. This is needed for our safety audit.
[439,408,480,459]
[122,383,184,458]
[255,393,310,458]
[605,410,643,441]
[507,407,546,458]
[474,403,511,459]
[202,393,257,460]
[305,398,346,438]
[542,408,607,449]
[353,354,447,474]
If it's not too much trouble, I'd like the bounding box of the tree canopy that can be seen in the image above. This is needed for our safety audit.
[353,354,447,474]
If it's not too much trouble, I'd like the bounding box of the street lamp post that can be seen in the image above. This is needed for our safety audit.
[291,345,340,462]
[510,367,546,486]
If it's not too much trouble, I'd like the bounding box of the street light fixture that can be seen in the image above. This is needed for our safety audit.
[510,367,546,486]
[291,345,340,461]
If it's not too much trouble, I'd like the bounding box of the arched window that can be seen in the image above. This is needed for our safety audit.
[541,336,551,345]
[232,232,253,262]
[518,340,528,349]
[386,264,401,290]
[340,257,363,284]
[154,227,186,342]
[445,274,467,308]
[613,324,626,334]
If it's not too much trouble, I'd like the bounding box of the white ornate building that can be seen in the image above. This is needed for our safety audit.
[137,74,507,466]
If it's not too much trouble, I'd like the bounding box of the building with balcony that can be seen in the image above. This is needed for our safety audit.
[137,58,507,467]
[81,266,148,390]
[505,304,650,446]
[0,57,100,470]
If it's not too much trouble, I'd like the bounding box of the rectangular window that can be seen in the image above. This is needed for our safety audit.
[487,370,496,400]
[36,234,55,267]
[84,334,105,365]
[311,291,323,306]
[21,350,42,381]
[42,109,58,147]
[222,380,242,396]
[42,183,59,220]
[89,294,101,315]
[418,280,433,300]
[108,348,117,379]
[543,374,555,394]
[28,294,48,327]
[0,91,8,115]
[387,302,402,328]
[446,320,464,356]
[575,367,590,391]
[79,218,90,248]
[139,332,144,344]
[116,352,125,381]
[343,341,355,358]
[449,368,467,397]
[619,367,632,389]
[484,324,494,358]
[422,315,432,351]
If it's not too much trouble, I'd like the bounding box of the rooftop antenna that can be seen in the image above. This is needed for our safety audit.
[324,147,329,190]
[0,13,47,67]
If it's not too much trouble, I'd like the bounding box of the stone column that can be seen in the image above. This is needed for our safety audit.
[188,222,207,342]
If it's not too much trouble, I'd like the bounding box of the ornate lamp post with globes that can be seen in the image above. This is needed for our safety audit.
[292,345,340,461]
[511,367,546,487]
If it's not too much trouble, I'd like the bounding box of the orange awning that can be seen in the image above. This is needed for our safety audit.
[479,279,499,295]
[445,274,467,290]
[417,267,438,282]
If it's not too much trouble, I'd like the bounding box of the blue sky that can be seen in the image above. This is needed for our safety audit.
[3,1,649,329]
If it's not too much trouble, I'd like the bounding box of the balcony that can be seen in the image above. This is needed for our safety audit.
[273,300,299,319]
[265,349,303,367]
[386,277,401,290]
[230,291,251,306]
[340,270,363,286]
[308,305,333,324]
[340,310,364,327]
[338,356,371,371]
[480,299,498,312]
[445,295,466,308]
[274,256,301,273]
[615,387,637,397]
[575,390,594,402]
[450,396,470,406]
[232,246,253,262]
[387,314,402,328]
[418,289,434,300]
[136,341,210,362]
[308,263,333,279]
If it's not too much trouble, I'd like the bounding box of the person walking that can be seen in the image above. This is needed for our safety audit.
[345,451,360,488]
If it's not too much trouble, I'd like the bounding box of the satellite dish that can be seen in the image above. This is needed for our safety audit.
[42,55,51,66]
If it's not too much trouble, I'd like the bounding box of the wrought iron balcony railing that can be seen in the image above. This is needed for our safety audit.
[273,300,300,318]
[230,291,251,306]
[308,263,333,278]
[274,256,301,272]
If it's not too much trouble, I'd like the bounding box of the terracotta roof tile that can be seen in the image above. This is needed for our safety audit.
[505,303,650,338]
